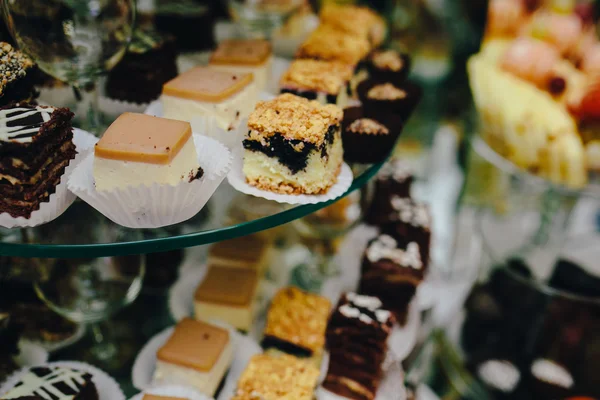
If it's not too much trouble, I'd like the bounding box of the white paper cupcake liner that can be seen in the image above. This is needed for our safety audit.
[99,95,151,117]
[190,116,246,151]
[0,128,98,228]
[14,340,49,367]
[129,385,212,400]
[228,155,354,205]
[132,324,260,392]
[68,134,231,229]
[0,361,125,400]
[37,86,76,108]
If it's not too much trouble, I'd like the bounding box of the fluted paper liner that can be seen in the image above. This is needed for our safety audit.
[0,128,98,228]
[129,385,212,400]
[99,95,151,117]
[132,324,257,392]
[68,134,231,229]
[0,361,125,400]
[228,152,354,205]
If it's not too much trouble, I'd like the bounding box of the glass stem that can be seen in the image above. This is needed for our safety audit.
[88,321,118,362]
[73,81,101,135]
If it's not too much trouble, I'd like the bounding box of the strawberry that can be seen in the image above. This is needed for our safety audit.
[577,83,600,120]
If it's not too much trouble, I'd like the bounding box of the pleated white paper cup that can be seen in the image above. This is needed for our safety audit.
[129,385,211,400]
[68,134,231,229]
[0,128,98,228]
[99,95,151,117]
[0,361,125,400]
[228,155,354,205]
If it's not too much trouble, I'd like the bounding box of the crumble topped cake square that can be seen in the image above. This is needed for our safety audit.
[243,93,344,195]
[209,39,273,91]
[279,59,354,106]
[319,4,387,47]
[262,286,331,357]
[296,25,371,67]
[232,353,320,400]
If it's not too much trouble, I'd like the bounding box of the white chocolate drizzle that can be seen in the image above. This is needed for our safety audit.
[366,235,422,270]
[390,196,430,228]
[3,366,91,399]
[339,292,392,324]
[0,106,54,143]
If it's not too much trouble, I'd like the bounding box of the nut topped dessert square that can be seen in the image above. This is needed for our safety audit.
[232,353,320,400]
[210,39,273,92]
[243,93,344,195]
[296,25,371,67]
[93,113,203,191]
[0,42,38,107]
[194,266,260,331]
[207,234,271,271]
[280,59,354,106]
[320,4,387,47]
[262,286,331,357]
[161,66,257,130]
[153,318,234,396]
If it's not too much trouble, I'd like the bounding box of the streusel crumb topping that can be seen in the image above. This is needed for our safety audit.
[296,25,370,67]
[0,42,34,96]
[320,4,386,45]
[280,59,354,94]
[248,93,343,145]
[348,118,389,135]
[367,83,407,100]
[371,50,404,72]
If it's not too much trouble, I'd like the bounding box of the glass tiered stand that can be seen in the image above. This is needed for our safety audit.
[407,123,600,399]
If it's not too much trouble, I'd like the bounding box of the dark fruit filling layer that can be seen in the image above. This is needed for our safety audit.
[243,125,339,174]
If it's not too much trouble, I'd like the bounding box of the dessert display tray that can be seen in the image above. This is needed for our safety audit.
[0,161,384,258]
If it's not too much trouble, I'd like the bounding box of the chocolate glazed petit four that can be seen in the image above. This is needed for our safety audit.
[323,293,395,400]
[0,105,76,218]
[341,106,404,164]
[357,79,422,121]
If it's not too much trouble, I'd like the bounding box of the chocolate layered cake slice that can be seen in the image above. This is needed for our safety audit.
[0,105,75,218]
[359,234,425,324]
[365,160,414,224]
[243,93,343,195]
[262,286,331,359]
[0,42,38,107]
[105,27,179,105]
[381,196,432,266]
[279,59,354,107]
[0,366,99,399]
[324,292,395,400]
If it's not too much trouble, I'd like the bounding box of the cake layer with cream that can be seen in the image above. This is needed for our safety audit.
[154,318,234,397]
[161,66,257,130]
[93,113,202,192]
[210,39,272,92]
[243,93,343,195]
[194,265,259,331]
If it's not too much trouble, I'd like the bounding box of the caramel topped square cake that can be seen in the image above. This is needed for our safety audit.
[280,59,354,107]
[210,39,271,66]
[207,234,271,271]
[320,4,386,47]
[194,266,260,331]
[243,93,344,195]
[296,25,371,67]
[232,353,320,400]
[210,39,272,92]
[153,318,234,396]
[93,113,202,191]
[161,66,257,130]
[262,286,331,357]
